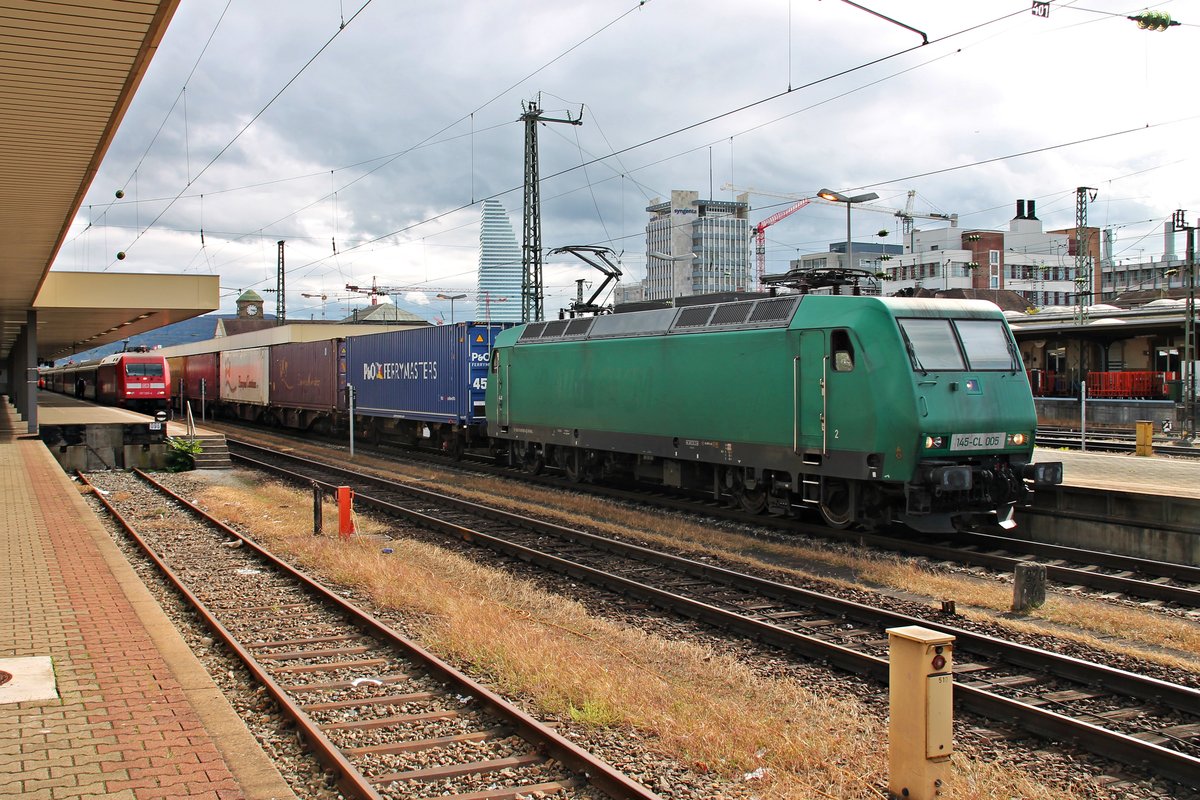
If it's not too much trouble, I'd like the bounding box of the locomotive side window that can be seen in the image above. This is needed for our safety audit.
[831,329,855,372]
[955,319,1018,370]
[897,319,965,371]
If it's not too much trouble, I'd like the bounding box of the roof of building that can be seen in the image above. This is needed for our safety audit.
[339,302,429,324]
[1109,287,1192,308]
[908,287,1033,312]
[216,319,276,337]
[236,290,264,303]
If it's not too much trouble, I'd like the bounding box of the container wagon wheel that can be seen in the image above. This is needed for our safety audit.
[818,478,856,529]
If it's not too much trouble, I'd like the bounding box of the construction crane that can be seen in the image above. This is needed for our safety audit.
[726,184,957,254]
[345,278,473,306]
[752,199,812,290]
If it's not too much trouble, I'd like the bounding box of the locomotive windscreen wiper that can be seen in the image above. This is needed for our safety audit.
[1005,337,1020,374]
[898,326,928,375]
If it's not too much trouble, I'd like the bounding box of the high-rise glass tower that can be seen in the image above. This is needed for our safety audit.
[477,199,522,323]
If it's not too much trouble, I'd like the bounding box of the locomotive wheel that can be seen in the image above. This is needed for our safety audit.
[729,469,767,514]
[736,485,768,515]
[818,478,855,529]
[562,448,585,483]
[514,443,544,475]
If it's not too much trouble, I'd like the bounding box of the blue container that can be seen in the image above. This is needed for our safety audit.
[346,323,511,425]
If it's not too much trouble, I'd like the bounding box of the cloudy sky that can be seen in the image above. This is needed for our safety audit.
[51,0,1200,323]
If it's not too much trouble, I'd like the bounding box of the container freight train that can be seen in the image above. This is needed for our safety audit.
[165,324,505,456]
[41,351,171,412]
[50,296,1061,533]
[487,295,1062,533]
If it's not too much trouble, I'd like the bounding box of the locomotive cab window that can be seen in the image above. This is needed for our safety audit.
[897,318,965,371]
[955,319,1018,370]
[831,330,855,372]
[125,362,164,377]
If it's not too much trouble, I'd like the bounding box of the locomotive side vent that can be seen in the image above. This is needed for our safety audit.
[540,319,571,338]
[518,322,548,341]
[749,296,800,323]
[710,302,753,325]
[563,318,595,338]
[675,306,716,328]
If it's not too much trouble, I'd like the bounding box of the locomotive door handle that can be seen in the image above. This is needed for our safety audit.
[822,355,829,456]
[792,357,799,454]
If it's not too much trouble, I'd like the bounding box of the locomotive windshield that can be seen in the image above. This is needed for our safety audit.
[955,319,1018,370]
[897,319,964,370]
[897,318,1018,372]
[125,362,164,377]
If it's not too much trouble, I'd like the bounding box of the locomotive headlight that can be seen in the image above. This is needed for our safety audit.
[923,434,945,449]
[1007,432,1028,447]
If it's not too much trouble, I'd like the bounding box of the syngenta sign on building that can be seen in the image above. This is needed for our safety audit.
[362,361,438,381]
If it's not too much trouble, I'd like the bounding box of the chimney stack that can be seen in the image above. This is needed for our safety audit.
[1164,221,1177,262]
[1015,200,1026,219]
[1026,200,1037,220]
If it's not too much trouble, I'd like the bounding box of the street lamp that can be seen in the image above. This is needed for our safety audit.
[818,189,879,275]
[436,293,466,325]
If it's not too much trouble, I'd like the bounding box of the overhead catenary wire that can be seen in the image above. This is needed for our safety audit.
[104,2,1196,306]
[109,0,380,267]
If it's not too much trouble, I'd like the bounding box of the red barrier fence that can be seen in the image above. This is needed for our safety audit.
[1085,371,1177,399]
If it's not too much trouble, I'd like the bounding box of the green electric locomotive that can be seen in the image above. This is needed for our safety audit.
[485,294,1062,532]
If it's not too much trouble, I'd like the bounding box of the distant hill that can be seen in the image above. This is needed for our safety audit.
[55,314,252,364]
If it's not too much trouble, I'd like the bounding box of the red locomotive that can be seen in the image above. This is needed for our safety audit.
[42,350,171,412]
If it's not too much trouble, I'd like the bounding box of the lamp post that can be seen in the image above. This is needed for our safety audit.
[483,294,507,352]
[436,293,466,325]
[818,189,879,274]
[1172,209,1196,441]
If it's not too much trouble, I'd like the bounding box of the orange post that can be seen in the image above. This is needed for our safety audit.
[337,486,355,538]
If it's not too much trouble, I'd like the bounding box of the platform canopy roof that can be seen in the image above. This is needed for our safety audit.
[0,0,218,364]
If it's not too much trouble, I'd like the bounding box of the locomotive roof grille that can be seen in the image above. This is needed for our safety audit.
[517,296,804,344]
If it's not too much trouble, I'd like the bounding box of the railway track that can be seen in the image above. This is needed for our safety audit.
[80,468,661,800]
[225,440,1200,791]
[212,424,1200,609]
[1037,429,1200,458]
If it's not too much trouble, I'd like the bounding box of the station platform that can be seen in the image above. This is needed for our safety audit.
[0,396,293,800]
[1034,445,1200,500]
[36,391,231,470]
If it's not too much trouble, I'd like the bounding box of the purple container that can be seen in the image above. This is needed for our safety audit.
[269,340,347,412]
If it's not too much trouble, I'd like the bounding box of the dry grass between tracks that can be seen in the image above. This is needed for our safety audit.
[188,473,1106,800]
[311,451,1200,669]
[445,461,1200,665]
